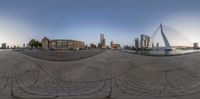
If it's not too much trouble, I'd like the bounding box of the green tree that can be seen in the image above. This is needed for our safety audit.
[28,39,36,48]
[28,39,42,48]
[38,42,42,48]
[90,43,96,48]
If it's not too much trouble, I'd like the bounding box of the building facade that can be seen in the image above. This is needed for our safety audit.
[110,41,120,49]
[111,44,120,49]
[156,42,159,47]
[135,38,139,50]
[110,41,113,47]
[42,37,50,49]
[100,34,106,48]
[140,34,150,49]
[1,43,6,49]
[42,37,85,50]
[193,43,199,49]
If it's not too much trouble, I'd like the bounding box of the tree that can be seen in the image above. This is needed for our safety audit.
[28,39,36,48]
[90,43,97,48]
[28,39,42,48]
[38,42,42,48]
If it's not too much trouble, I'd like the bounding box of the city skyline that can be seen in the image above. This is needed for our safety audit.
[1,0,200,47]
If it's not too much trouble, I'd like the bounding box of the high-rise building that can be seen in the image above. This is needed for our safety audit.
[110,41,113,47]
[152,42,154,48]
[147,36,150,47]
[1,43,6,49]
[193,43,199,49]
[135,38,139,50]
[156,42,159,47]
[100,33,106,48]
[100,34,104,41]
[140,34,150,49]
[23,43,26,48]
[140,34,145,48]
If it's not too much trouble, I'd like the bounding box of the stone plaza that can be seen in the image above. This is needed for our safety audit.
[0,49,200,99]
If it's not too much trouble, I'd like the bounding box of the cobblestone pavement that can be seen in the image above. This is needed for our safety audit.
[18,49,105,61]
[0,50,200,99]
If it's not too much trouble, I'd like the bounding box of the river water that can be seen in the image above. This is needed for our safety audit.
[123,49,200,56]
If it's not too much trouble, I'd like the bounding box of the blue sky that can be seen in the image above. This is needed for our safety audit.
[0,0,200,47]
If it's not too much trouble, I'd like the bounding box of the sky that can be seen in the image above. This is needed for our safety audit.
[0,0,200,47]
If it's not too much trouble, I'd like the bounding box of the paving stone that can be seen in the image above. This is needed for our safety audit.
[0,50,200,98]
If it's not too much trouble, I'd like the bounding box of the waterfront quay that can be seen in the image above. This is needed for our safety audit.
[0,49,200,99]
